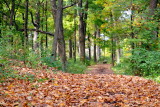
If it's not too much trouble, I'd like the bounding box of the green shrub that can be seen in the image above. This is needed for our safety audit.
[41,56,62,70]
[114,48,160,77]
[130,48,160,76]
[67,59,87,74]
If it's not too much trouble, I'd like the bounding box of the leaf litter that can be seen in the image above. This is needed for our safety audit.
[0,65,160,107]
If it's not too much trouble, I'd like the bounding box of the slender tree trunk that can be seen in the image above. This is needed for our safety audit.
[130,0,135,50]
[73,30,77,62]
[73,9,77,62]
[40,3,45,56]
[33,1,40,51]
[45,0,48,48]
[23,0,29,64]
[110,12,115,66]
[94,30,97,62]
[69,39,73,58]
[111,37,115,66]
[0,1,2,38]
[116,38,120,64]
[97,29,101,61]
[88,34,91,60]
[24,0,29,47]
[83,0,88,37]
[10,0,15,45]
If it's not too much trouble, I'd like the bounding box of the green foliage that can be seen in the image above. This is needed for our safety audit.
[67,59,87,74]
[41,56,62,70]
[130,48,160,76]
[145,76,160,83]
[114,48,160,77]
[25,51,41,68]
[0,66,36,83]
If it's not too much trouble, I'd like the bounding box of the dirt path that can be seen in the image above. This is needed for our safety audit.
[85,64,114,74]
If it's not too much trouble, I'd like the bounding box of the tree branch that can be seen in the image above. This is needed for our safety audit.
[63,2,77,9]
[19,29,54,36]
[30,11,38,27]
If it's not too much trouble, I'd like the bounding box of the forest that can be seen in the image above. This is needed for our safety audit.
[0,0,160,106]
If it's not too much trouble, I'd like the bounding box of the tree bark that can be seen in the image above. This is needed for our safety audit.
[24,0,29,47]
[88,34,91,60]
[94,30,97,62]
[110,12,116,66]
[51,0,58,61]
[116,39,120,64]
[78,0,85,62]
[10,0,15,26]
[69,39,73,58]
[130,0,135,50]
[97,29,101,61]
[45,0,48,48]
[73,9,77,62]
[51,0,67,71]
[0,1,2,38]
[33,1,40,51]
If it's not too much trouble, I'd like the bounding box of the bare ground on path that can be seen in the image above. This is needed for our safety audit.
[85,64,114,74]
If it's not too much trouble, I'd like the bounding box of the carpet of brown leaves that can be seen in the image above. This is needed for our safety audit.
[0,65,160,107]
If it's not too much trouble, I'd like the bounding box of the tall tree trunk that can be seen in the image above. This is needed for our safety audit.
[78,0,85,62]
[24,0,29,47]
[83,0,88,37]
[23,0,29,64]
[10,0,15,45]
[94,30,97,62]
[111,37,115,66]
[40,3,45,56]
[0,1,2,38]
[110,12,115,66]
[57,0,66,71]
[97,29,101,61]
[45,0,48,48]
[51,0,67,71]
[73,9,77,62]
[33,1,40,51]
[51,0,58,60]
[130,0,135,50]
[88,34,91,60]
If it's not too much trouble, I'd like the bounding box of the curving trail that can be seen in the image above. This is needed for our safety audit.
[85,64,114,74]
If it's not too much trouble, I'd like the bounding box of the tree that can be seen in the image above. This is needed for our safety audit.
[24,0,29,47]
[50,0,77,70]
[78,0,88,62]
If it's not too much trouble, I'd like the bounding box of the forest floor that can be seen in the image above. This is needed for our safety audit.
[0,61,160,106]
